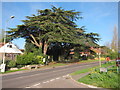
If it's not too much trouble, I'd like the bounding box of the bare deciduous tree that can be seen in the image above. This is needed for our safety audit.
[111,25,118,52]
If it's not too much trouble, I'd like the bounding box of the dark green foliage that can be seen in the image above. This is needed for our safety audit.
[7,6,83,44]
[5,60,11,70]
[25,41,37,53]
[5,60,17,70]
[107,52,118,60]
[33,48,43,56]
[102,51,118,60]
[118,53,120,58]
[87,55,95,59]
[100,46,118,60]
[8,60,16,68]
[7,6,100,62]
[7,6,99,46]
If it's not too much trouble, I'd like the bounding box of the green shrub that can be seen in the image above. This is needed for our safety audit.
[107,52,118,60]
[36,55,44,64]
[16,53,44,65]
[79,67,119,88]
[5,60,11,70]
[16,53,36,65]
[87,55,95,59]
[8,60,16,68]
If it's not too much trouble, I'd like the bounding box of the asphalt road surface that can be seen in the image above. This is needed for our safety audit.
[2,61,105,88]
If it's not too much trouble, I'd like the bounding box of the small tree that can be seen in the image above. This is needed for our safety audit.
[111,25,118,52]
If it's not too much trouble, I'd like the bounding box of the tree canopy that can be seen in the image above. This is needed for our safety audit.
[7,6,100,61]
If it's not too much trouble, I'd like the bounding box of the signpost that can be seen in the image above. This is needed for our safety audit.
[116,59,120,73]
[100,67,107,72]
[0,64,6,72]
[98,52,101,67]
[97,48,101,68]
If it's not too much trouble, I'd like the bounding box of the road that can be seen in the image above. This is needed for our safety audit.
[2,61,105,88]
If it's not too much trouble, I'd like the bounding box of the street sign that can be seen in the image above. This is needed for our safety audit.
[0,64,6,72]
[100,67,107,72]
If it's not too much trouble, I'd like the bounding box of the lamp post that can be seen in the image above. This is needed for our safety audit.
[98,52,101,67]
[1,16,15,72]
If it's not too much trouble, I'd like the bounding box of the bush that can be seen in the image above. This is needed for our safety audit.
[8,60,16,68]
[16,53,36,65]
[33,48,43,56]
[87,55,95,59]
[16,53,44,65]
[5,60,11,70]
[36,55,44,64]
[105,52,118,60]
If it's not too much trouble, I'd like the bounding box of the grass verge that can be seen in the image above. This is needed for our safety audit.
[71,61,115,75]
[73,61,119,88]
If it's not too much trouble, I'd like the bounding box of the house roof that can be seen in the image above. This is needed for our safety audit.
[0,42,23,54]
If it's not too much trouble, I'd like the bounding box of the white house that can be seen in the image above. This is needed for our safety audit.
[0,42,23,61]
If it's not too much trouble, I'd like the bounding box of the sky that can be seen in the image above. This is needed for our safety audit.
[1,2,118,49]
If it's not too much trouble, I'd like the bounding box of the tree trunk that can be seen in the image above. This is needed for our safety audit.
[43,41,48,55]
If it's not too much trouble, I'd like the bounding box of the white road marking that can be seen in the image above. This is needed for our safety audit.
[50,79,55,81]
[56,77,60,79]
[80,83,98,88]
[42,77,61,84]
[63,75,67,77]
[26,86,31,88]
[67,74,69,76]
[46,81,49,83]
[33,83,41,86]
[43,81,48,83]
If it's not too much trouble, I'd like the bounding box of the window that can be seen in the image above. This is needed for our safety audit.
[7,45,12,48]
